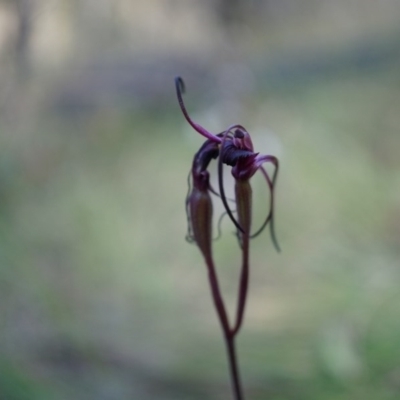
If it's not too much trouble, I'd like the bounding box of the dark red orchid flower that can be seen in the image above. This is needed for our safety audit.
[175,76,280,400]
[176,76,279,250]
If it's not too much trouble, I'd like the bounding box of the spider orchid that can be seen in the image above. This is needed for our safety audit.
[176,76,279,251]
[175,76,280,400]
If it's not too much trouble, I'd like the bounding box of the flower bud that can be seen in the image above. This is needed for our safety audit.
[235,179,252,236]
[189,186,213,260]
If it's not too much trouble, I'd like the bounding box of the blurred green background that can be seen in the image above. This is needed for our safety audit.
[0,1,400,399]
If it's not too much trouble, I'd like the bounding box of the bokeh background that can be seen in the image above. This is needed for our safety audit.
[1,1,400,399]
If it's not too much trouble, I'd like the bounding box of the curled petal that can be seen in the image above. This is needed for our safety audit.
[191,140,220,190]
[249,167,273,239]
[253,154,278,170]
[220,142,255,167]
[218,125,248,233]
[251,159,280,252]
[232,152,276,181]
[232,128,254,151]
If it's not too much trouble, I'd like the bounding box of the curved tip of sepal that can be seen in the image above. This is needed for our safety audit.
[175,76,185,93]
[269,217,281,253]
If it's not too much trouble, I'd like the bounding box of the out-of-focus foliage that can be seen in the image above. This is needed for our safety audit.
[0,1,400,399]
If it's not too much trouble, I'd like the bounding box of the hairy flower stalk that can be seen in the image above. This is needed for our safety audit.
[176,76,280,400]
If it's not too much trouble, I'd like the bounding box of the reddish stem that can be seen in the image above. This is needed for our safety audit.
[204,254,244,400]
[232,233,250,336]
[225,335,243,400]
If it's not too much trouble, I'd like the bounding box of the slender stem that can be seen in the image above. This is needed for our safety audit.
[226,335,244,400]
[205,255,231,335]
[232,232,249,336]
[204,254,245,400]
